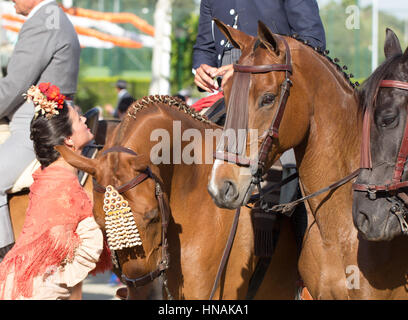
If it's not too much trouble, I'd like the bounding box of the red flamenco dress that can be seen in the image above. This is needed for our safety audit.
[0,165,111,300]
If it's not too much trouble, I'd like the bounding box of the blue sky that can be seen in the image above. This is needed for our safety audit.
[317,0,408,19]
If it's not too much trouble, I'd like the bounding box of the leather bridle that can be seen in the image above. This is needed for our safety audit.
[93,146,172,298]
[353,80,408,194]
[214,36,293,182]
[352,80,408,234]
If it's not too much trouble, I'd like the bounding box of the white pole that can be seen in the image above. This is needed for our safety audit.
[0,1,3,46]
[62,0,73,8]
[372,0,378,72]
[113,0,120,13]
[0,0,4,74]
[97,0,104,67]
[149,0,173,95]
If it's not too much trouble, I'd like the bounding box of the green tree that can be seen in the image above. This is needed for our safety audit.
[74,59,99,112]
[319,1,406,80]
[170,12,199,94]
[341,0,357,7]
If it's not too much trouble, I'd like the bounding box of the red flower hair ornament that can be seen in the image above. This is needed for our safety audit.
[23,82,66,119]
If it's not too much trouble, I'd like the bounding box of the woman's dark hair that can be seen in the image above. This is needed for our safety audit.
[30,102,72,167]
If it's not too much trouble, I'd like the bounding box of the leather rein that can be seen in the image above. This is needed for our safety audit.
[92,146,173,299]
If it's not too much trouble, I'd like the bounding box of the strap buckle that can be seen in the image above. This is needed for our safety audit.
[368,189,377,200]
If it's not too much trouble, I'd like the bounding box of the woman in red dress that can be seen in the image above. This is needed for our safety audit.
[0,83,111,300]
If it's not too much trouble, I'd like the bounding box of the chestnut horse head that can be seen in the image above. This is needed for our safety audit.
[56,96,234,299]
[353,29,408,241]
[208,19,359,210]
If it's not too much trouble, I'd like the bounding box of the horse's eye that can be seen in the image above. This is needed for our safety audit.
[143,208,159,224]
[259,93,276,107]
[380,115,397,127]
[375,106,399,128]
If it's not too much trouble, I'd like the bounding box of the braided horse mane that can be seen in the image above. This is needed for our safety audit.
[110,95,214,145]
[127,95,212,125]
[289,34,359,90]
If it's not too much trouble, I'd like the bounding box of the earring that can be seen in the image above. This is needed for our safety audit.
[69,139,76,151]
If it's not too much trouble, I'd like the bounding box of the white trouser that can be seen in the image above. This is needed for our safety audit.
[0,101,35,248]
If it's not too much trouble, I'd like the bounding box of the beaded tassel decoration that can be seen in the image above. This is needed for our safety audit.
[103,185,142,268]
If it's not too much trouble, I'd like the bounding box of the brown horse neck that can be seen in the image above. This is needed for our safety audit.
[288,43,362,185]
[284,43,363,235]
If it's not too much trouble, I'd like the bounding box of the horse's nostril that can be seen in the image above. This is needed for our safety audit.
[223,180,238,202]
[357,210,370,234]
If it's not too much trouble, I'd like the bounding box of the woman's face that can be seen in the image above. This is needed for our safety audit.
[66,105,94,152]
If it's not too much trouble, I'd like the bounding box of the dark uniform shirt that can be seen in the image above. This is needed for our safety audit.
[193,0,326,69]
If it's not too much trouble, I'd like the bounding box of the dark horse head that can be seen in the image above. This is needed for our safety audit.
[353,29,408,241]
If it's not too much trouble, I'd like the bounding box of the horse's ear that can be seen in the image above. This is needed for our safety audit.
[384,28,402,59]
[257,20,284,56]
[54,145,97,176]
[213,18,253,50]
